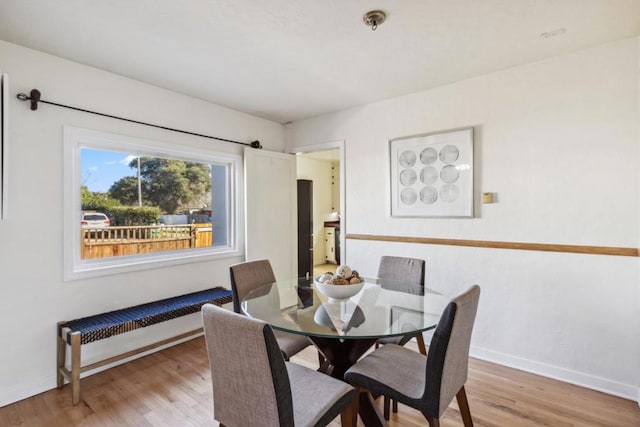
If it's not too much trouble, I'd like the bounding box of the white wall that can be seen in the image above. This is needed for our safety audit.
[297,156,333,265]
[286,37,640,400]
[0,40,284,407]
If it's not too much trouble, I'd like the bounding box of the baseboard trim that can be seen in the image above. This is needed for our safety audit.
[0,376,52,409]
[470,345,638,403]
[0,332,202,408]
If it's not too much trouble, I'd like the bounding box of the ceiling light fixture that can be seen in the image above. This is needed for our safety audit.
[363,10,386,31]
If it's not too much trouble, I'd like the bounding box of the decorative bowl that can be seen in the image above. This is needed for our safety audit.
[314,277,365,301]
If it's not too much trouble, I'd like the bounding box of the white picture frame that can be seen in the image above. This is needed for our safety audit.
[390,127,473,218]
[1,73,7,220]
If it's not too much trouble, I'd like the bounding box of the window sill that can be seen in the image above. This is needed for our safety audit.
[64,246,242,281]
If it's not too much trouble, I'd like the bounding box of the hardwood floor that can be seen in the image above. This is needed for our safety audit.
[2,337,639,426]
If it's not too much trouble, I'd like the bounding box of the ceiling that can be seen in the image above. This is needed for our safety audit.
[0,1,638,124]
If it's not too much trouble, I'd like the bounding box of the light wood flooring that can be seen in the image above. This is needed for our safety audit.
[1,337,639,426]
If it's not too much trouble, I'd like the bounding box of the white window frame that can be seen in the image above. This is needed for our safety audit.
[63,126,243,281]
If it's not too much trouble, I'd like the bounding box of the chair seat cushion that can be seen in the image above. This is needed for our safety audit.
[376,335,404,346]
[376,332,417,347]
[345,344,426,406]
[274,329,311,359]
[287,362,355,427]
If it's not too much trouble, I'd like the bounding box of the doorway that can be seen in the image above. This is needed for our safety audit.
[294,142,344,277]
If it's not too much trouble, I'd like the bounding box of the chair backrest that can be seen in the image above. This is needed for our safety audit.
[423,285,480,417]
[377,256,425,291]
[202,303,294,427]
[230,259,277,313]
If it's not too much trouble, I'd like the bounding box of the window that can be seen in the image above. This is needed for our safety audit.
[64,127,242,280]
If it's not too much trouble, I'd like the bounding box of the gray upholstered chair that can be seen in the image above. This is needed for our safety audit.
[230,259,312,360]
[376,255,427,350]
[345,285,480,427]
[202,303,357,427]
[376,255,427,418]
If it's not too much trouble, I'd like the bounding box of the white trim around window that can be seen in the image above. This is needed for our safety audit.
[63,126,243,281]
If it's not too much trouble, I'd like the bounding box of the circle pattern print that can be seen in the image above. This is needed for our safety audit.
[440,164,460,184]
[399,150,417,167]
[439,145,459,163]
[420,147,437,165]
[400,188,417,205]
[399,169,417,186]
[440,184,460,202]
[420,166,438,185]
[420,186,438,204]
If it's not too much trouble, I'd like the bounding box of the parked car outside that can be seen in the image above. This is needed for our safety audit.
[81,212,110,228]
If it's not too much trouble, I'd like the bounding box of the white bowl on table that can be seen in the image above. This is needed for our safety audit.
[314,277,365,301]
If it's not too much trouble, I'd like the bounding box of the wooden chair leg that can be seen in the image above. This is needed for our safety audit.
[425,415,440,427]
[382,396,402,419]
[416,333,427,355]
[383,396,390,420]
[456,386,473,427]
[340,391,360,427]
[317,351,325,367]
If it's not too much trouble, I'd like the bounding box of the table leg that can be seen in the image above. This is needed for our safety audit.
[307,337,386,426]
[308,336,376,379]
[358,391,386,427]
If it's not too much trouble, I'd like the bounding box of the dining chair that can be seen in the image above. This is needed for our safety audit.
[376,255,426,349]
[230,259,313,361]
[344,285,480,427]
[376,255,427,418]
[202,303,357,427]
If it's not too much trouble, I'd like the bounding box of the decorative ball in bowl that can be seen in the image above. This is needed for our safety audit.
[314,265,365,301]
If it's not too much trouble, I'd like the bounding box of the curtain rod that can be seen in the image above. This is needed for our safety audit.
[16,89,262,148]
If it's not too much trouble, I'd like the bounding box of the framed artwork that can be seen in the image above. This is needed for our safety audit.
[390,127,473,217]
[1,72,7,220]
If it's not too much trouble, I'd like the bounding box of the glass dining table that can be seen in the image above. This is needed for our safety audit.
[241,277,450,426]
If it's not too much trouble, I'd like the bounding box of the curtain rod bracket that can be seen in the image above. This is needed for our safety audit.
[16,89,41,110]
[29,89,41,110]
[16,88,262,148]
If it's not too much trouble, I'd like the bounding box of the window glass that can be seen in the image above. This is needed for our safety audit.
[64,127,241,280]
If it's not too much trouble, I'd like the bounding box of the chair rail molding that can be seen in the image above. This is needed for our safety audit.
[346,234,639,257]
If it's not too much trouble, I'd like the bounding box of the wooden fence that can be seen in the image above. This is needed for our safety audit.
[81,224,213,259]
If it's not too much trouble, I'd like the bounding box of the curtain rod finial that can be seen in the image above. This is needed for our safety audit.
[30,89,41,110]
[250,140,262,149]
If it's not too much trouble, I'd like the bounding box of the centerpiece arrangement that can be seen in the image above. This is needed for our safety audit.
[315,265,365,301]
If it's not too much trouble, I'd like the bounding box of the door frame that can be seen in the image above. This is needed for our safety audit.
[291,140,346,266]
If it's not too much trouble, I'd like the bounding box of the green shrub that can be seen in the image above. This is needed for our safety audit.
[81,196,119,213]
[109,206,161,226]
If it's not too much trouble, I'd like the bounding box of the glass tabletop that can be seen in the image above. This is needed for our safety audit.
[241,277,450,340]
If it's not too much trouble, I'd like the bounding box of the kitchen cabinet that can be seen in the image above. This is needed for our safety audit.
[324,227,336,264]
[324,224,340,264]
